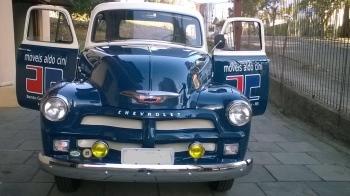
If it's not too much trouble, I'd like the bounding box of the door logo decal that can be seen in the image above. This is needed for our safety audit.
[26,65,43,95]
[26,65,63,95]
[226,74,261,101]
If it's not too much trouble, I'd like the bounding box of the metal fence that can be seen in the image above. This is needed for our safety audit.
[203,0,350,115]
[266,0,350,115]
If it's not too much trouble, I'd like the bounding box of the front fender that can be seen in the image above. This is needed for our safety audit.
[196,83,251,130]
[42,81,102,108]
[40,80,102,127]
[196,83,249,109]
[40,80,102,155]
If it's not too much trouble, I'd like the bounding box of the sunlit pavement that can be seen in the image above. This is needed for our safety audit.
[1,103,350,196]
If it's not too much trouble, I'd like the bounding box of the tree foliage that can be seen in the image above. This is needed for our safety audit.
[242,0,265,17]
[71,0,100,15]
[298,0,343,20]
[298,0,347,37]
[256,0,286,25]
[259,0,284,54]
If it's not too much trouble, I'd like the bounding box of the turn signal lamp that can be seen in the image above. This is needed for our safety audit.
[224,143,239,155]
[188,142,205,159]
[92,141,109,158]
[53,140,70,152]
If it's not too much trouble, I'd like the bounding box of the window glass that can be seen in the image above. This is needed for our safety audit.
[119,20,174,41]
[186,24,200,46]
[94,16,107,41]
[92,10,202,47]
[224,23,234,50]
[223,21,262,51]
[27,9,73,43]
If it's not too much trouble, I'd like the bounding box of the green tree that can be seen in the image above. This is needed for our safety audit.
[261,0,282,54]
[298,0,344,37]
[242,0,265,17]
[71,0,100,15]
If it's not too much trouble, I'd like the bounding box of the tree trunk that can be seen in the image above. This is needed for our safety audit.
[234,0,242,51]
[271,10,276,55]
[341,3,350,38]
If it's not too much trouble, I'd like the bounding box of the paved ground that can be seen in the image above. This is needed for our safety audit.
[0,104,350,196]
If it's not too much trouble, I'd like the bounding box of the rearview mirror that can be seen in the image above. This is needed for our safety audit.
[214,34,226,49]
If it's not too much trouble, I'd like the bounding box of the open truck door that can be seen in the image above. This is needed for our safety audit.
[16,5,79,110]
[213,18,269,116]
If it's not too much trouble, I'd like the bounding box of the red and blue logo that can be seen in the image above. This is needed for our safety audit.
[26,65,63,95]
[226,74,261,101]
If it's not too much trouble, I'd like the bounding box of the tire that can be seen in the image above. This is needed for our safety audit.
[209,179,234,192]
[54,176,81,193]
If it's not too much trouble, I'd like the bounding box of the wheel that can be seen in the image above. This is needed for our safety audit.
[54,175,81,193]
[209,179,234,192]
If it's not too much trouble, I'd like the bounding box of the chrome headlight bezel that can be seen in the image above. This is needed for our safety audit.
[40,95,70,122]
[226,100,252,126]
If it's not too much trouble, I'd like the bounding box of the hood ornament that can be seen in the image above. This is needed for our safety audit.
[120,90,179,104]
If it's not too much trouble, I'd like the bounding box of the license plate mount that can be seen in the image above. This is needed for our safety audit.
[121,148,174,165]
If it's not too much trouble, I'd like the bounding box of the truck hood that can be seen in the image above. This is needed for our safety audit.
[84,44,212,109]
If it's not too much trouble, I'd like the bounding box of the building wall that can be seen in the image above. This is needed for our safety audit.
[0,0,18,107]
[13,3,32,59]
[0,0,16,87]
[0,1,32,107]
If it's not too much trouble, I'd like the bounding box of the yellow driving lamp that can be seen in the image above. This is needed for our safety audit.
[92,141,109,158]
[188,142,205,159]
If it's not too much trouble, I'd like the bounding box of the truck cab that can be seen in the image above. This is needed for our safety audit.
[16,2,269,193]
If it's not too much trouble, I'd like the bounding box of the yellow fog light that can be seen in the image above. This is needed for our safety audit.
[92,141,109,158]
[188,142,205,159]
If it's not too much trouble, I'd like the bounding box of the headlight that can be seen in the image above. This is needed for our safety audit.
[41,96,69,121]
[226,100,252,126]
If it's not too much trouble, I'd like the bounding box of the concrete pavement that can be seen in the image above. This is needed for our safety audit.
[0,103,350,196]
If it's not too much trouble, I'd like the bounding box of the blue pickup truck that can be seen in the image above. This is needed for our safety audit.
[16,2,269,193]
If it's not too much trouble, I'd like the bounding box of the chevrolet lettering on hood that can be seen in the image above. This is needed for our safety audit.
[15,2,269,194]
[116,109,181,118]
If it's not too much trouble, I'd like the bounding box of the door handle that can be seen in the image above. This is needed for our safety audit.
[18,48,31,52]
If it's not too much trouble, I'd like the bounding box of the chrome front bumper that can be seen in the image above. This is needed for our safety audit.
[39,153,253,182]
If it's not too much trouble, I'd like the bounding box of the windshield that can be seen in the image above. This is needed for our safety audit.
[91,10,202,47]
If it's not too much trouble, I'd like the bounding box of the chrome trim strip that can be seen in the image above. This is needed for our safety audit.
[80,116,215,131]
[156,119,215,130]
[39,153,253,182]
[78,140,141,150]
[80,116,142,129]
[155,143,216,152]
[77,140,216,152]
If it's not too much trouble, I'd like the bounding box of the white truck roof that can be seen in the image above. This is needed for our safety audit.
[85,2,207,51]
[91,2,202,19]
